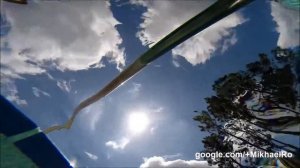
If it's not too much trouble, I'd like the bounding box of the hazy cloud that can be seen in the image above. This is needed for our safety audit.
[221,33,237,53]
[32,87,51,97]
[79,103,104,131]
[128,82,142,96]
[132,0,246,66]
[105,137,130,150]
[4,88,27,106]
[56,79,75,93]
[1,78,27,106]
[1,1,125,80]
[270,1,300,48]
[45,73,75,93]
[172,59,180,68]
[153,107,164,113]
[150,127,156,134]
[84,151,98,160]
[140,156,216,168]
[162,153,183,160]
[46,73,55,80]
[69,158,77,168]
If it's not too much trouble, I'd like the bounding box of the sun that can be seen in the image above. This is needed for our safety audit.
[128,112,149,134]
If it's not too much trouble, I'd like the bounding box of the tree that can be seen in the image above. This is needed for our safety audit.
[202,133,241,168]
[194,111,300,167]
[210,48,300,134]
[194,48,300,167]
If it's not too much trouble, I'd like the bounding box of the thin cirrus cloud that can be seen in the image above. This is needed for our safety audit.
[32,87,51,97]
[140,156,216,168]
[0,1,125,80]
[128,82,142,97]
[171,59,181,68]
[162,153,183,160]
[131,0,246,66]
[46,73,75,93]
[84,151,98,160]
[56,79,75,93]
[78,103,104,132]
[105,137,130,150]
[270,1,300,48]
[0,78,27,106]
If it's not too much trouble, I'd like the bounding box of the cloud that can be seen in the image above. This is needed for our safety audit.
[32,87,50,97]
[140,156,216,168]
[79,102,103,131]
[221,33,237,53]
[128,82,142,96]
[56,79,75,93]
[1,0,125,80]
[46,73,55,80]
[162,153,183,160]
[132,0,246,65]
[69,158,77,168]
[84,151,98,160]
[150,127,156,134]
[270,2,300,48]
[172,59,180,68]
[4,88,27,106]
[88,110,101,131]
[45,73,75,93]
[153,107,163,113]
[105,137,130,150]
[0,78,27,106]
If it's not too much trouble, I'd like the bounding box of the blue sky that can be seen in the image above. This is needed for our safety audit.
[1,0,299,167]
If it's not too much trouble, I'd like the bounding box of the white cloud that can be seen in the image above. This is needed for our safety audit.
[0,78,27,106]
[132,0,246,65]
[56,79,75,93]
[1,0,125,80]
[105,137,130,150]
[32,87,50,97]
[270,2,300,48]
[84,151,98,160]
[140,156,216,168]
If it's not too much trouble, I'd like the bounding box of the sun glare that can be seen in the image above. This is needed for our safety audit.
[128,112,149,134]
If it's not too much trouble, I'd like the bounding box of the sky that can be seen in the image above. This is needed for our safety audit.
[1,0,299,167]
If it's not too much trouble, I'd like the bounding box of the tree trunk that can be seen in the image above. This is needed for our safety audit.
[246,120,300,136]
[223,130,271,153]
[250,113,300,125]
[275,105,300,114]
[234,127,299,155]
